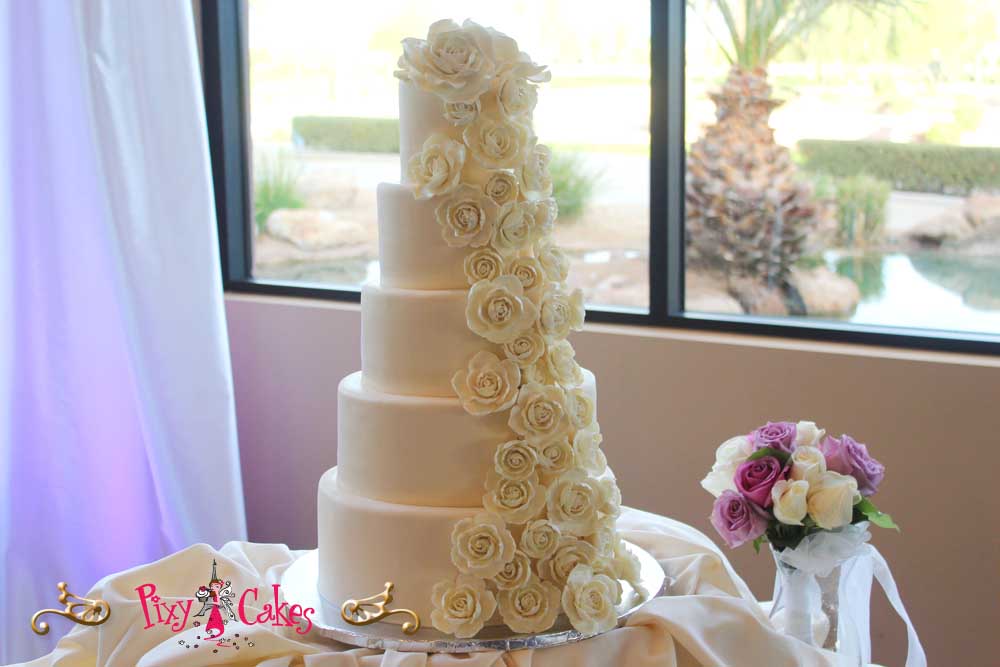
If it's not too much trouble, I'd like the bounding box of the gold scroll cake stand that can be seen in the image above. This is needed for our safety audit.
[279,541,667,653]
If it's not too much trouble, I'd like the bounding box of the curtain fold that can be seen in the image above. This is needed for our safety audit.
[0,1,247,662]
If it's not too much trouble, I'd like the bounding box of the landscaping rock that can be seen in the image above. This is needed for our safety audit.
[728,277,788,316]
[905,210,973,247]
[964,194,1000,228]
[266,208,368,251]
[788,266,860,317]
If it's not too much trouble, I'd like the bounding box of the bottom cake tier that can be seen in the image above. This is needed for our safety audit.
[317,466,491,626]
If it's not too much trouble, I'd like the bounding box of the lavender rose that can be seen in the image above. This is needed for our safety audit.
[749,421,797,454]
[734,456,786,508]
[820,434,885,496]
[710,490,768,549]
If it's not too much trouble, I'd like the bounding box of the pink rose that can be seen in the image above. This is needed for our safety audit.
[710,490,768,549]
[735,456,787,508]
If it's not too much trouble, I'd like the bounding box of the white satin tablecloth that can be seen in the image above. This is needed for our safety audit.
[13,508,848,667]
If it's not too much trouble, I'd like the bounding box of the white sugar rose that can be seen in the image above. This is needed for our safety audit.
[430,574,497,638]
[790,445,827,485]
[543,339,585,387]
[534,435,575,477]
[451,351,521,416]
[539,287,585,340]
[599,476,622,517]
[444,99,480,126]
[483,471,546,524]
[573,424,608,475]
[436,184,498,248]
[463,115,530,169]
[772,479,810,526]
[396,19,494,103]
[498,576,561,633]
[505,256,546,299]
[546,470,604,536]
[807,471,860,530]
[612,540,643,590]
[509,382,570,443]
[450,512,517,579]
[493,549,532,591]
[567,388,596,429]
[562,565,619,635]
[483,170,519,206]
[407,133,466,199]
[538,536,598,587]
[587,519,617,558]
[494,439,538,481]
[520,143,553,200]
[535,240,569,282]
[502,329,546,368]
[493,201,542,254]
[496,66,539,121]
[700,435,753,498]
[519,518,561,559]
[794,420,826,447]
[463,247,504,285]
[466,276,539,344]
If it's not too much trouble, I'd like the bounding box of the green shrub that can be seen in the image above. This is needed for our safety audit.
[292,116,399,153]
[833,174,891,246]
[925,95,984,145]
[254,155,304,232]
[549,152,602,220]
[798,139,1000,196]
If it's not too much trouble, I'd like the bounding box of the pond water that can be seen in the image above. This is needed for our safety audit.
[827,251,1000,335]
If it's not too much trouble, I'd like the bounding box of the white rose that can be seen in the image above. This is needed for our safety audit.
[535,240,569,282]
[794,420,826,447]
[519,518,561,560]
[505,255,546,299]
[586,519,617,558]
[493,201,542,254]
[532,198,558,237]
[807,471,860,530]
[533,435,575,477]
[502,329,546,368]
[543,339,585,387]
[463,115,530,169]
[483,170,519,206]
[466,276,539,344]
[539,287,585,340]
[407,133,466,199]
[546,470,604,536]
[561,565,619,635]
[520,143,553,200]
[430,574,497,638]
[495,64,541,121]
[573,424,608,475]
[396,19,494,103]
[508,382,570,443]
[612,540,642,591]
[538,536,598,587]
[494,439,538,481]
[699,435,753,498]
[436,184,498,248]
[483,471,546,524]
[566,388,596,429]
[771,479,810,526]
[498,576,561,634]
[493,549,532,591]
[599,476,622,518]
[443,99,480,126]
[463,247,504,285]
[790,445,827,485]
[451,351,521,416]
[450,512,516,579]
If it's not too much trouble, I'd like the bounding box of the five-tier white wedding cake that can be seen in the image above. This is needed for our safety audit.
[317,19,640,639]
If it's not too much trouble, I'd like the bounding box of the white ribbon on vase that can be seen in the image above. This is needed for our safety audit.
[770,523,926,667]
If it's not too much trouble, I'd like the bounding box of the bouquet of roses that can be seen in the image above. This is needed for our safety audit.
[701,421,897,552]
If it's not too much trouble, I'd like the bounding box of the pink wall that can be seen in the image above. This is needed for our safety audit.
[226,293,1000,666]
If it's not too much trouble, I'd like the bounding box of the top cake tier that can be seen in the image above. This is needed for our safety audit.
[398,81,452,179]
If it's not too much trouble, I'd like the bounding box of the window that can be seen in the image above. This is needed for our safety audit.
[203,0,1000,353]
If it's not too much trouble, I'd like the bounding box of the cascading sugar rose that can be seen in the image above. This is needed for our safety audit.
[444,99,480,126]
[493,439,538,481]
[436,184,498,248]
[535,240,570,283]
[502,329,546,368]
[537,537,599,587]
[566,388,595,429]
[463,115,531,169]
[463,247,504,285]
[451,351,521,416]
[492,550,532,591]
[407,133,466,199]
[519,518,561,559]
[450,512,517,579]
[520,143,554,200]
[493,201,542,254]
[545,470,608,537]
[539,287,586,340]
[495,64,540,120]
[573,425,608,475]
[466,276,539,344]
[505,256,546,299]
[543,339,585,388]
[508,382,570,443]
[534,435,575,477]
[482,170,520,206]
[498,576,561,633]
[396,19,495,103]
[561,565,619,635]
[430,574,498,638]
[483,471,547,523]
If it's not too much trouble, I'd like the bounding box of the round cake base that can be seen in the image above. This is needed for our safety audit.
[280,541,667,653]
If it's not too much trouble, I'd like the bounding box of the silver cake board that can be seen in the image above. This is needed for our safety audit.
[280,541,667,653]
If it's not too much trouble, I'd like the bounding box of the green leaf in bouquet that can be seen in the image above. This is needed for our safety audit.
[752,534,769,554]
[854,497,900,531]
[766,522,808,551]
[746,447,790,465]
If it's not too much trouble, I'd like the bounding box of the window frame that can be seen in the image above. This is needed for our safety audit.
[202,0,1000,354]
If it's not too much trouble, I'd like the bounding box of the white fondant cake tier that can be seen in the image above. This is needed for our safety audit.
[317,467,486,626]
[376,182,469,290]
[361,282,498,397]
[337,370,597,507]
[398,82,451,177]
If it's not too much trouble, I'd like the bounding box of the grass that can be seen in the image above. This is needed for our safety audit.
[254,154,304,233]
[550,151,603,221]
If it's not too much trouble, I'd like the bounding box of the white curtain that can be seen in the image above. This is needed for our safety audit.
[0,1,247,662]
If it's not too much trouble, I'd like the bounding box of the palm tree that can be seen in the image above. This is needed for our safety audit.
[685,0,902,310]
